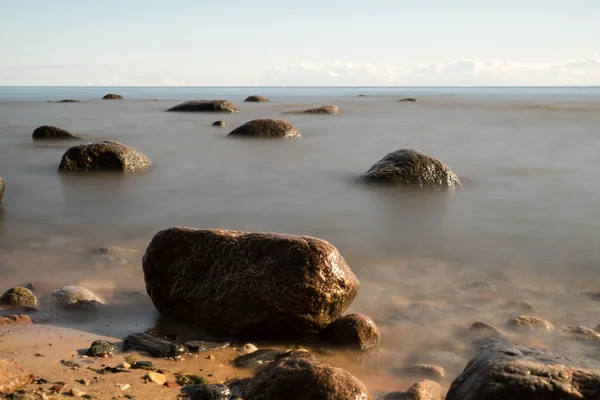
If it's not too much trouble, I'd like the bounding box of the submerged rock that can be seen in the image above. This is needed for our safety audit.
[460,280,495,292]
[466,321,503,340]
[87,247,141,265]
[244,95,270,102]
[122,332,186,358]
[398,98,417,102]
[501,300,536,312]
[506,315,554,332]
[385,380,443,400]
[167,100,238,112]
[234,349,281,369]
[142,227,360,339]
[284,105,338,114]
[228,118,301,139]
[561,325,600,342]
[58,140,152,173]
[55,99,80,103]
[102,93,124,100]
[181,384,232,400]
[243,357,371,400]
[392,364,446,383]
[0,359,33,395]
[50,286,103,308]
[32,125,81,140]
[319,314,380,351]
[358,149,462,189]
[184,339,230,353]
[0,287,39,308]
[212,120,228,127]
[445,338,600,400]
[86,340,120,357]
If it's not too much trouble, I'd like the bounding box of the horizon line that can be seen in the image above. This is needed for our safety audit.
[1,85,599,89]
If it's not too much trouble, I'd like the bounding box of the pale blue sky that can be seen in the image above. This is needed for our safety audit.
[1,0,599,86]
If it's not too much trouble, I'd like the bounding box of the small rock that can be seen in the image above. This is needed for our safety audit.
[132,360,154,370]
[206,354,216,360]
[58,141,152,173]
[122,332,187,358]
[184,339,230,353]
[319,313,381,351]
[460,280,495,292]
[244,95,270,102]
[467,321,503,339]
[85,340,120,357]
[0,359,33,395]
[49,286,103,308]
[167,100,238,112]
[561,325,600,342]
[385,380,443,400]
[120,362,131,369]
[212,120,228,127]
[0,287,39,308]
[69,388,84,397]
[234,349,281,369]
[117,383,130,391]
[145,372,166,385]
[283,105,339,115]
[501,300,536,312]
[51,383,67,393]
[0,315,33,325]
[239,343,258,355]
[175,374,207,386]
[398,98,417,102]
[164,381,180,389]
[181,384,232,400]
[276,349,317,362]
[60,360,81,369]
[102,94,124,100]
[407,351,465,373]
[228,118,301,139]
[393,364,446,383]
[32,125,81,140]
[226,378,251,398]
[506,315,554,332]
[75,379,90,386]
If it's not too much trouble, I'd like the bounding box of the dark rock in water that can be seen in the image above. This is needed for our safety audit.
[392,364,446,383]
[407,351,465,373]
[445,338,600,400]
[181,384,232,400]
[357,149,462,189]
[0,287,39,308]
[275,349,317,362]
[55,99,80,103]
[226,378,251,398]
[501,300,536,312]
[243,357,371,400]
[58,140,152,173]
[86,340,120,357]
[0,359,33,395]
[398,98,417,102]
[212,120,228,127]
[583,290,600,301]
[122,332,186,358]
[283,105,338,114]
[385,380,443,400]
[234,349,281,369]
[50,286,103,308]
[358,94,367,97]
[32,125,81,140]
[184,339,230,353]
[167,100,238,112]
[142,227,360,339]
[132,360,154,369]
[244,95,270,102]
[467,321,503,339]
[228,118,301,139]
[460,280,495,292]
[87,247,141,265]
[0,177,3,206]
[561,325,600,342]
[102,93,124,100]
[319,313,380,351]
[506,315,554,332]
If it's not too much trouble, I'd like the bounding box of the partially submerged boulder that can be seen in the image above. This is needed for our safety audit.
[212,120,228,127]
[385,380,443,400]
[506,315,554,332]
[0,360,33,395]
[319,314,380,351]
[284,105,338,115]
[102,94,124,100]
[398,98,417,102]
[0,287,39,308]
[50,286,103,308]
[446,338,600,399]
[54,99,80,103]
[244,95,270,102]
[228,119,301,139]
[32,125,81,140]
[58,140,152,173]
[357,149,462,189]
[243,357,371,400]
[167,100,238,112]
[142,228,360,339]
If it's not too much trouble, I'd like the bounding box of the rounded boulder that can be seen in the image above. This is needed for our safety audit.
[212,120,228,127]
[102,94,124,100]
[167,100,238,112]
[142,228,360,339]
[0,287,39,308]
[284,105,338,114]
[244,95,270,102]
[357,149,462,189]
[228,119,301,139]
[58,140,152,173]
[32,125,81,140]
[50,286,103,307]
[320,314,381,351]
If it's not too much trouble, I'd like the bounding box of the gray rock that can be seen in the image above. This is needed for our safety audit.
[102,94,124,100]
[0,287,39,308]
[446,338,600,400]
[228,118,301,139]
[244,95,270,102]
[142,228,360,339]
[392,364,446,383]
[167,100,238,112]
[86,340,120,357]
[243,357,371,400]
[32,125,81,140]
[50,286,103,307]
[319,313,381,351]
[184,339,230,353]
[385,380,443,400]
[234,349,281,369]
[181,384,232,400]
[58,140,152,173]
[283,105,338,114]
[506,315,554,332]
[357,149,461,189]
[122,332,186,358]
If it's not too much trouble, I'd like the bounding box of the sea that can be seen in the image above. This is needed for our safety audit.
[1,86,599,388]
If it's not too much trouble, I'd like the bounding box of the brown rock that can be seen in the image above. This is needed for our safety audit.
[506,315,554,332]
[561,325,600,342]
[102,93,124,100]
[32,125,81,140]
[58,141,152,173]
[244,95,270,102]
[0,287,39,308]
[142,227,360,339]
[0,360,33,395]
[319,314,380,351]
[212,120,228,127]
[243,357,371,400]
[0,315,32,325]
[357,149,462,189]
[467,321,503,339]
[228,118,301,139]
[386,380,443,400]
[393,364,446,383]
[501,300,536,312]
[284,105,338,114]
[167,100,238,112]
[164,381,180,388]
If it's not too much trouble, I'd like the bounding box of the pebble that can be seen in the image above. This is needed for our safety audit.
[69,388,84,397]
[117,383,131,391]
[240,343,258,355]
[75,379,90,386]
[164,381,180,388]
[506,315,554,332]
[234,349,281,368]
[207,354,216,360]
[146,372,166,385]
[121,362,131,369]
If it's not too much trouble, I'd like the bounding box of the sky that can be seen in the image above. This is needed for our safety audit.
[1,0,599,86]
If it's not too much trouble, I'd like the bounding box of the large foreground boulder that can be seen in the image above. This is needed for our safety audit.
[243,357,371,400]
[244,95,270,102]
[0,177,4,206]
[58,141,152,173]
[0,360,33,395]
[167,100,238,112]
[284,105,338,114]
[102,93,124,100]
[228,119,301,139]
[357,149,461,189]
[142,228,360,339]
[32,125,81,140]
[445,338,600,400]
